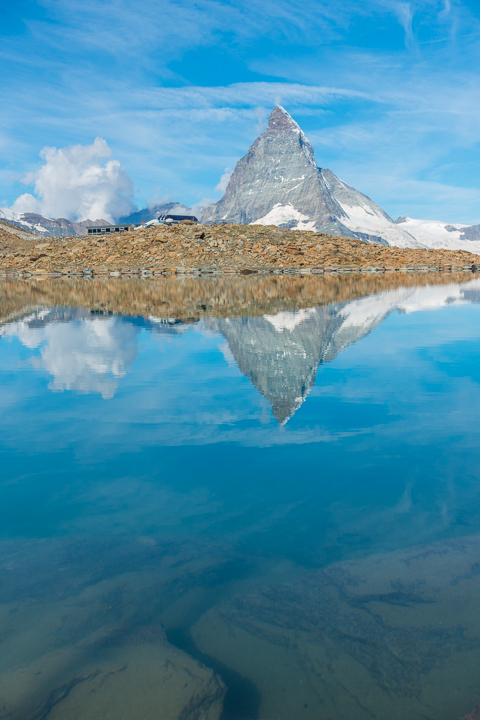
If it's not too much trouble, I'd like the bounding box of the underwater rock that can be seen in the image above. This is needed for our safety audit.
[0,536,228,720]
[462,702,480,720]
[192,534,480,720]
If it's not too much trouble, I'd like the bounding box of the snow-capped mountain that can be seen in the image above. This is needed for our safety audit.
[0,207,108,237]
[3,106,480,248]
[203,105,480,252]
[202,105,419,246]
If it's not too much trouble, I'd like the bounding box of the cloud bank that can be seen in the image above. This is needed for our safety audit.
[11,138,135,222]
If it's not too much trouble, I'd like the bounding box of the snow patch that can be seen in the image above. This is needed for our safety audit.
[337,202,480,253]
[251,203,316,231]
[0,207,20,223]
[263,308,318,332]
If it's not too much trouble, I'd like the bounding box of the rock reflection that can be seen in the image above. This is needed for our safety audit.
[208,309,343,423]
[206,279,480,422]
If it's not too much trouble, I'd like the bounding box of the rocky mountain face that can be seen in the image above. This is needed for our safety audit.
[202,106,420,246]
[203,106,480,251]
[203,106,343,232]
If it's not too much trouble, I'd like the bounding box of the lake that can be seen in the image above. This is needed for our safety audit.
[1,273,480,720]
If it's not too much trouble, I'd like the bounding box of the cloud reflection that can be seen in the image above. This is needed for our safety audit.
[2,312,138,399]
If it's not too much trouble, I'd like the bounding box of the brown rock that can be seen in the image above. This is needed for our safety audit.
[462,703,480,720]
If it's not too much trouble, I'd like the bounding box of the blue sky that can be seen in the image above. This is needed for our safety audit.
[2,0,480,222]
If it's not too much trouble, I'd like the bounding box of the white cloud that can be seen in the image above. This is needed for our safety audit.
[214,167,232,193]
[11,138,135,222]
[11,192,41,214]
[190,197,215,217]
[147,188,171,208]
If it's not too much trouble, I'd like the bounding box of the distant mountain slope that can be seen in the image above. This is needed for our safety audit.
[0,208,108,236]
[394,217,480,252]
[118,202,190,225]
[0,201,192,237]
[0,218,37,241]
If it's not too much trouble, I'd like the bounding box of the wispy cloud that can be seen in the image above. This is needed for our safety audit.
[389,2,416,49]
[214,168,233,194]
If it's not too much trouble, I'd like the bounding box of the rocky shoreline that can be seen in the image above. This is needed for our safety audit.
[1,221,479,278]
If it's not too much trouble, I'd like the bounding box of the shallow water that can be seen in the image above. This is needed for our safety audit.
[2,274,480,719]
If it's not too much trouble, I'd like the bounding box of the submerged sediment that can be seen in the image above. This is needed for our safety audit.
[0,536,227,720]
[192,534,480,720]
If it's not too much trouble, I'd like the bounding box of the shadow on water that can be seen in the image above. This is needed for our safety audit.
[166,627,261,720]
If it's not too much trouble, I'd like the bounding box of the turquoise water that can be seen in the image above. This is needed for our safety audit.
[2,277,480,719]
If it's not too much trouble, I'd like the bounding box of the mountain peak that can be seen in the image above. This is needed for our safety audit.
[268,105,300,133]
[202,105,406,239]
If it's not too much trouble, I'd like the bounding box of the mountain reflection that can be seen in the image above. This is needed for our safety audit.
[2,277,480,419]
[208,310,342,423]
[208,280,480,422]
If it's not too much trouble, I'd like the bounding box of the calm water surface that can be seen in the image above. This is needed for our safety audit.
[2,275,480,720]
